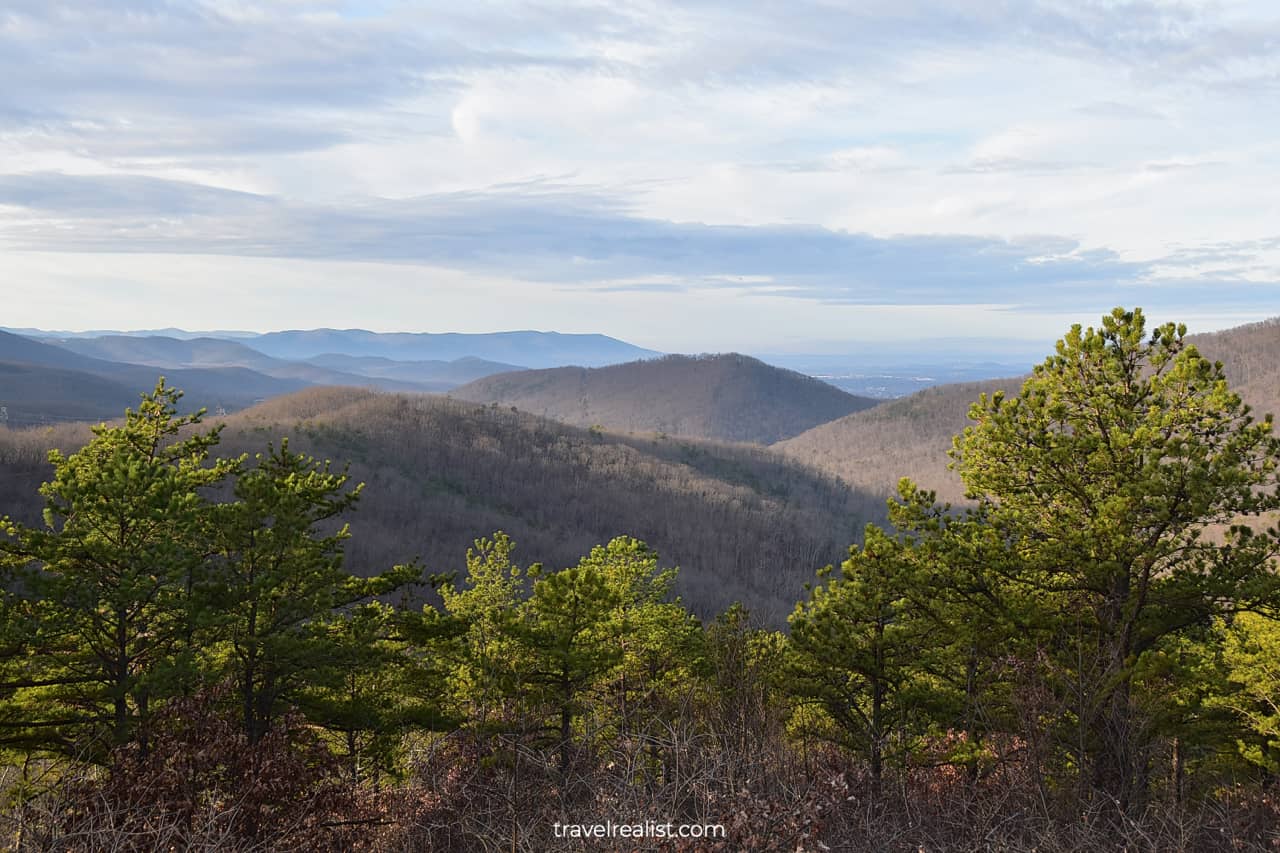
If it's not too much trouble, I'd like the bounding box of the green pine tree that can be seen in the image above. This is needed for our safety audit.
[302,602,451,785]
[0,380,236,757]
[576,537,702,745]
[435,532,532,734]
[198,439,417,745]
[519,563,622,779]
[948,307,1280,806]
[785,524,936,784]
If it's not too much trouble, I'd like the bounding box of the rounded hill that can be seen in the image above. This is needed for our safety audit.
[450,353,878,445]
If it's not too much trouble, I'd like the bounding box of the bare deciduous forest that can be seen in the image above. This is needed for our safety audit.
[452,353,878,445]
[773,378,1011,505]
[0,386,883,624]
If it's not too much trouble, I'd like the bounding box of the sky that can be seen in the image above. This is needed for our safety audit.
[1,0,1278,355]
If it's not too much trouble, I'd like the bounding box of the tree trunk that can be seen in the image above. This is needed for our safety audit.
[114,608,130,746]
[559,671,573,783]
[870,673,884,789]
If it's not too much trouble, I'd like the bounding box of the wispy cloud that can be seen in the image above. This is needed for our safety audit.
[4,171,1270,314]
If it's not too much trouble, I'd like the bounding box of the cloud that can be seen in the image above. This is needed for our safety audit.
[1073,100,1168,121]
[942,157,1101,175]
[0,1,610,164]
[0,172,269,215]
[2,1,1274,161]
[617,0,1280,92]
[1149,236,1280,284]
[4,170,1268,313]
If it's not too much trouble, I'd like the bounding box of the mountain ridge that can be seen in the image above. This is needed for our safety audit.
[48,334,461,393]
[774,315,1280,504]
[245,328,661,367]
[451,353,879,444]
[0,330,308,423]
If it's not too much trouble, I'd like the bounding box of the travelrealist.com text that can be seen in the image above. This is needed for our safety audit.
[552,821,726,840]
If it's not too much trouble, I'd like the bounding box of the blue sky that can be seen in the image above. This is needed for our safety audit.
[1,0,1277,354]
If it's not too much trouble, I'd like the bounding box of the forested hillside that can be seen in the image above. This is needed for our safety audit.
[777,315,1280,504]
[0,387,880,623]
[0,363,143,424]
[774,379,1011,503]
[452,353,878,444]
[1189,317,1280,418]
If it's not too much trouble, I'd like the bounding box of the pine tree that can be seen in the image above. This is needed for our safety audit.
[435,532,532,733]
[785,524,935,783]
[1218,612,1280,774]
[0,380,236,757]
[704,604,787,765]
[885,481,1023,781]
[302,602,450,785]
[519,563,621,779]
[577,537,702,745]
[198,439,418,745]
[949,307,1280,806]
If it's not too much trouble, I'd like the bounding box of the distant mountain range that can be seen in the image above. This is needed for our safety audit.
[9,316,1276,486]
[244,329,660,368]
[300,353,520,385]
[4,327,263,341]
[49,335,519,394]
[0,327,658,426]
[0,330,307,424]
[8,327,658,369]
[452,353,879,444]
